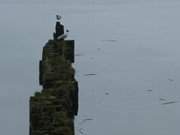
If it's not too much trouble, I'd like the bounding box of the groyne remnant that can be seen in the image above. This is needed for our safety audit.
[30,16,78,135]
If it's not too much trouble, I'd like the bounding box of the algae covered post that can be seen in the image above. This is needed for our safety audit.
[30,16,78,135]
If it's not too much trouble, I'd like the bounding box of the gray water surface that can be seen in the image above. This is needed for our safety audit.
[0,1,180,135]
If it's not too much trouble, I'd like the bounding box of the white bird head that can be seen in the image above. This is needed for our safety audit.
[56,15,61,20]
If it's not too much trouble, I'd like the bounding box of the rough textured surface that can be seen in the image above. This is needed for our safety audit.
[30,39,78,135]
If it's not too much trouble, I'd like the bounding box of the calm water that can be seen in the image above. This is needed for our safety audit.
[0,0,180,135]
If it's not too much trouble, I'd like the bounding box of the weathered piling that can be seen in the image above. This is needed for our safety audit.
[30,17,78,135]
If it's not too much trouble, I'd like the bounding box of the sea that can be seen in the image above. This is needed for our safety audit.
[0,0,180,134]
